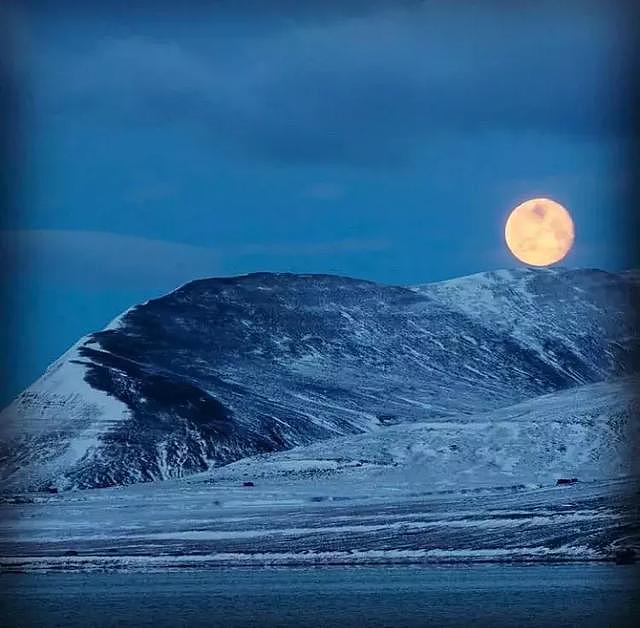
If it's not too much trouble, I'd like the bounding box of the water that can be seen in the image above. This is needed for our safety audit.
[2,564,639,627]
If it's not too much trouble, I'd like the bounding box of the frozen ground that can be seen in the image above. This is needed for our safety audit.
[2,377,638,571]
[1,477,637,571]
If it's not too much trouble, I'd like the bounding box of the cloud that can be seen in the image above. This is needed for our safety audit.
[0,230,390,290]
[27,1,634,167]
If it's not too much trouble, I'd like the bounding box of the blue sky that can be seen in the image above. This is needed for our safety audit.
[0,0,637,400]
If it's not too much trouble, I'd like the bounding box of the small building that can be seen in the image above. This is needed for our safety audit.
[555,478,578,486]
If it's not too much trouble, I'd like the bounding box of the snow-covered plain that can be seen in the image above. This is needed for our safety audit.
[0,269,638,570]
[1,376,638,570]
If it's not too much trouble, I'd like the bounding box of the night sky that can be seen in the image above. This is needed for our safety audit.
[1,0,637,401]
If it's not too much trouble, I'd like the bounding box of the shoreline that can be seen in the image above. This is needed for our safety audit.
[2,553,633,574]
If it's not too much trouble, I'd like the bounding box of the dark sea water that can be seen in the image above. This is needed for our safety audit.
[2,564,639,628]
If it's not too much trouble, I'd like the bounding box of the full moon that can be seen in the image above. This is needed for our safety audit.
[504,198,574,266]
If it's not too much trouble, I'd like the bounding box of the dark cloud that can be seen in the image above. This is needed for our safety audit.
[17,1,638,166]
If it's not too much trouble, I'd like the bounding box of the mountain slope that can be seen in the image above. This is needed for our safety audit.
[206,376,640,491]
[1,268,638,492]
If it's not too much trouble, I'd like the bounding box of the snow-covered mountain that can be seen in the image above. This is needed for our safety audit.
[214,376,640,489]
[1,267,638,492]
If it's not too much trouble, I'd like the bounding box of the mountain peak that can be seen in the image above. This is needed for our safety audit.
[1,267,637,492]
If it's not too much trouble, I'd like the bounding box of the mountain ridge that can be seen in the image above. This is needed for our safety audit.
[1,267,637,492]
